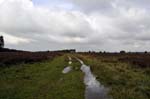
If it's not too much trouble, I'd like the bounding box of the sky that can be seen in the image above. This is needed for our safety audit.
[0,0,150,52]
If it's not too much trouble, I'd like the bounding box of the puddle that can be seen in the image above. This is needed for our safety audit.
[68,61,72,65]
[77,58,109,99]
[68,56,72,65]
[62,66,72,74]
[62,56,72,74]
[68,56,72,61]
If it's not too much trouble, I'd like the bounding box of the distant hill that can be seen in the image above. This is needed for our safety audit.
[0,48,25,52]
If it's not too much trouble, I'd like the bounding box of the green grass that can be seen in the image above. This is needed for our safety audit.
[3,53,148,99]
[78,54,150,99]
[0,55,85,99]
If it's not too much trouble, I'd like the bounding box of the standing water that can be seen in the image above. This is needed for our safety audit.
[68,56,72,65]
[68,56,72,61]
[62,56,72,74]
[62,66,72,74]
[77,59,109,99]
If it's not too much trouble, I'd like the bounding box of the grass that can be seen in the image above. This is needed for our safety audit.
[0,55,85,99]
[2,53,148,99]
[77,54,150,99]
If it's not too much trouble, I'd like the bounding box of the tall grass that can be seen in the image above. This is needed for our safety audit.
[79,54,150,99]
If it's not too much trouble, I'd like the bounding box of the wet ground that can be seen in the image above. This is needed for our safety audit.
[62,56,72,74]
[62,66,72,74]
[62,56,109,99]
[77,58,109,99]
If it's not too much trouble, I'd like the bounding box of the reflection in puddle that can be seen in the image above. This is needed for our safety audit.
[78,59,109,99]
[69,61,72,65]
[62,66,72,74]
[62,56,72,74]
[68,56,72,61]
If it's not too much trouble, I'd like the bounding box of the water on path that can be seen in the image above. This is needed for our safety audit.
[77,59,109,99]
[68,61,72,65]
[62,66,72,74]
[68,56,72,61]
[62,56,72,74]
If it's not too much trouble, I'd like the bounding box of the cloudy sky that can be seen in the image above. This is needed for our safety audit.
[0,0,150,52]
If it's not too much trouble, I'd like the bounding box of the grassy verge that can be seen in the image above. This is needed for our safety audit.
[0,55,84,99]
[78,54,150,99]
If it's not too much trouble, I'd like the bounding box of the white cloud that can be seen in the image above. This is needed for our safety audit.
[0,0,150,51]
[0,32,31,45]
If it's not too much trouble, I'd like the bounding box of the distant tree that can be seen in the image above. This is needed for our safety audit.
[120,50,126,54]
[144,51,148,54]
[0,36,4,48]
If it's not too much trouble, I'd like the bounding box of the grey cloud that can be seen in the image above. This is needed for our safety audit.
[0,0,93,43]
[0,0,150,51]
[65,0,114,13]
